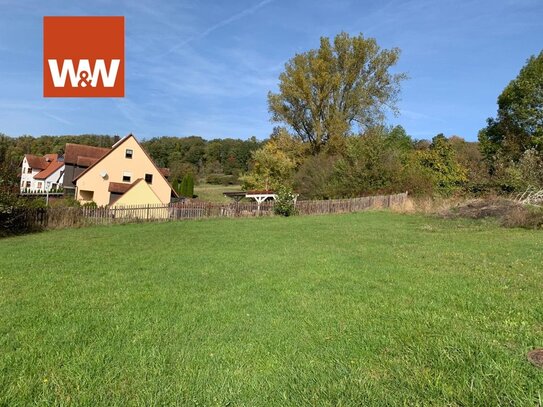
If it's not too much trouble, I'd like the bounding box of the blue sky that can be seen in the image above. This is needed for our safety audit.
[0,0,542,141]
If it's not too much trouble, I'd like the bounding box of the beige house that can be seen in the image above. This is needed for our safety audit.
[74,134,176,206]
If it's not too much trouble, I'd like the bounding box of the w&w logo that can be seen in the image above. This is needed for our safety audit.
[43,16,124,97]
[48,59,121,88]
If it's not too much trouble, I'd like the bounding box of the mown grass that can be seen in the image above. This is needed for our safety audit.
[194,183,242,203]
[0,212,542,406]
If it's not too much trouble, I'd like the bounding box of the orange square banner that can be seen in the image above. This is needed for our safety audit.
[43,16,124,97]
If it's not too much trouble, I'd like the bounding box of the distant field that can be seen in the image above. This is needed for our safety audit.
[194,183,242,203]
[1,212,542,405]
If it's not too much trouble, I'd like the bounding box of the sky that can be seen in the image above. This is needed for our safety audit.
[0,0,542,142]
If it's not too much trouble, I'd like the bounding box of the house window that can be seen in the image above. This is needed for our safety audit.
[37,182,43,189]
[122,171,132,182]
[125,149,133,159]
[27,167,32,173]
[145,173,153,184]
[26,181,31,188]
[80,190,94,202]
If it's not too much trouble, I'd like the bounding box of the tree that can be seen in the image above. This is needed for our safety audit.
[294,153,337,199]
[332,127,409,197]
[449,136,490,193]
[179,173,194,198]
[268,32,407,154]
[416,134,467,196]
[479,51,543,163]
[240,128,306,191]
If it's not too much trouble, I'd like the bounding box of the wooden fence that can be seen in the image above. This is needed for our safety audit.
[1,192,408,233]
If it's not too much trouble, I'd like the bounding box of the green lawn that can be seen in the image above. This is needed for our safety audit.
[0,212,542,406]
[194,183,243,203]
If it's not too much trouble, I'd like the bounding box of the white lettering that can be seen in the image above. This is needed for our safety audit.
[47,59,120,88]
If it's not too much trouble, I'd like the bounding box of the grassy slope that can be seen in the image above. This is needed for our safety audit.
[194,184,242,203]
[0,212,542,406]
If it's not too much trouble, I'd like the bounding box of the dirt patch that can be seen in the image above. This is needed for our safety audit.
[527,349,543,368]
[439,198,521,220]
[437,198,543,229]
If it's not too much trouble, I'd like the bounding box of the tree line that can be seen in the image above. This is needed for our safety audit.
[0,134,263,191]
[241,33,542,198]
[1,33,541,201]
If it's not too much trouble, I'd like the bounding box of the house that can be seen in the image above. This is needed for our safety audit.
[63,143,111,197]
[73,134,177,206]
[20,154,64,194]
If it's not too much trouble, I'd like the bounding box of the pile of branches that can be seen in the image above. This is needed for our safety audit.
[516,187,543,207]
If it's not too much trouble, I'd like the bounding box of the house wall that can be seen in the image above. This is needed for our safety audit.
[75,136,172,206]
[44,166,65,190]
[111,182,169,219]
[63,164,76,192]
[63,164,87,193]
[20,157,37,192]
[20,158,64,194]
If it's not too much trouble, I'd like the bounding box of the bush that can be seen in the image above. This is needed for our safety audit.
[82,201,98,209]
[206,174,237,185]
[180,174,195,198]
[294,154,336,199]
[49,197,81,208]
[0,190,47,237]
[273,186,297,217]
[501,205,543,229]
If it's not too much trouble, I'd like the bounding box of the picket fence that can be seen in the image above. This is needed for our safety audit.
[1,192,408,233]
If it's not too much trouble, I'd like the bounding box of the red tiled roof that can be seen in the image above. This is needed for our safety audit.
[44,153,59,162]
[76,156,99,167]
[246,190,276,194]
[34,161,64,180]
[64,144,110,166]
[25,154,47,170]
[108,181,134,194]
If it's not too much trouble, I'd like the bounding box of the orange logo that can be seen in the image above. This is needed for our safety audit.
[43,16,124,97]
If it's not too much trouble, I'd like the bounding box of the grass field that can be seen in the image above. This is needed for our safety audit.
[1,212,542,405]
[194,183,242,203]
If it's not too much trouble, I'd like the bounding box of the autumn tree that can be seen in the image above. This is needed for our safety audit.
[240,128,306,191]
[416,134,468,196]
[268,32,406,154]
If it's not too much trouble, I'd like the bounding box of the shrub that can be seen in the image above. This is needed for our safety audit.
[0,190,46,236]
[206,174,237,185]
[501,205,543,229]
[49,197,81,208]
[180,174,195,198]
[82,201,97,209]
[294,154,336,199]
[273,186,297,217]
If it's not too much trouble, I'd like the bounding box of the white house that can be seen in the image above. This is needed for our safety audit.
[20,154,65,194]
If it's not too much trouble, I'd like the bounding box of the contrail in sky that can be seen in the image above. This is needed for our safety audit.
[165,0,275,55]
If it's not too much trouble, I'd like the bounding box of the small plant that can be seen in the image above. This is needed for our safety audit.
[273,186,297,217]
[82,201,98,208]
